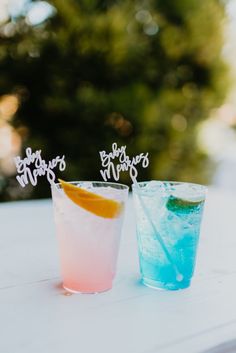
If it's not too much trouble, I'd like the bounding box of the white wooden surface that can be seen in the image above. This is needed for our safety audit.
[0,188,236,353]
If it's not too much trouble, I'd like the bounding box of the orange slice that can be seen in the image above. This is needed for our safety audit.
[58,179,123,219]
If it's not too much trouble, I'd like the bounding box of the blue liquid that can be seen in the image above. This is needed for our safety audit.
[138,235,197,290]
[133,182,205,290]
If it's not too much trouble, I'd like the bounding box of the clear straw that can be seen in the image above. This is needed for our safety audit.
[132,178,183,282]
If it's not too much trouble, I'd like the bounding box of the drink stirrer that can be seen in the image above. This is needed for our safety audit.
[99,143,184,283]
[131,176,184,283]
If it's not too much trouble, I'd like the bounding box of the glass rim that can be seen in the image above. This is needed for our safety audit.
[51,180,129,190]
[132,180,207,192]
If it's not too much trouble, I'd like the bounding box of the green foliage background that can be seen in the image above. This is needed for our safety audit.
[0,0,229,200]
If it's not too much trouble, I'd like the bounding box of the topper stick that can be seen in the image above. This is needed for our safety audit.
[131,176,183,282]
[99,143,184,282]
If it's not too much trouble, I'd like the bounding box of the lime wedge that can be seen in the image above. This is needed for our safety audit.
[166,195,204,214]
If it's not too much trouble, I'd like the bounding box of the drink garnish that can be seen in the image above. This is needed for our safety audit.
[166,195,204,214]
[58,179,123,219]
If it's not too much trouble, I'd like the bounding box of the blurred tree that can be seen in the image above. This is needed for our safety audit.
[0,0,229,200]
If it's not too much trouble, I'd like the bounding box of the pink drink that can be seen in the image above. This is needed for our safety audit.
[51,181,128,293]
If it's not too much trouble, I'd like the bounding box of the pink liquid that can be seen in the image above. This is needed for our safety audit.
[57,223,120,293]
[52,184,127,293]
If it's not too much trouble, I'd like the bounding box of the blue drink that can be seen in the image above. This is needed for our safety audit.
[132,181,206,290]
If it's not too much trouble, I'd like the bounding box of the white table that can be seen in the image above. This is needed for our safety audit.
[1,188,236,353]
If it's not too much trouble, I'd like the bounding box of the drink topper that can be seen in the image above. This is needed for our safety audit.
[14,147,66,187]
[99,142,183,282]
[99,142,149,183]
